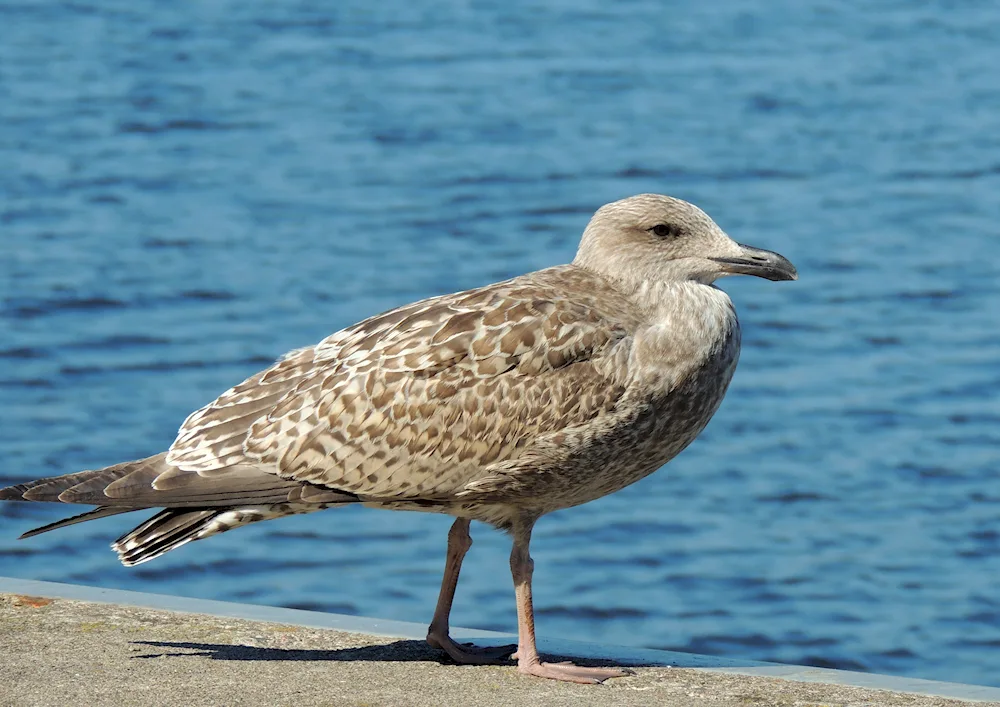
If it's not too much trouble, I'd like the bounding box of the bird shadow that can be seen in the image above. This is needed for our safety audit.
[132,639,474,664]
[130,639,633,669]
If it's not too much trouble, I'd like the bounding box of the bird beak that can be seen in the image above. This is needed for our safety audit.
[710,244,798,282]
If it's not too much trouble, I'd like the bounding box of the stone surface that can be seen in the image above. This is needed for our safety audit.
[1,593,994,707]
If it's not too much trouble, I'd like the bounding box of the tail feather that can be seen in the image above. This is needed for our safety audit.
[113,509,221,566]
[111,502,337,566]
[2,454,358,565]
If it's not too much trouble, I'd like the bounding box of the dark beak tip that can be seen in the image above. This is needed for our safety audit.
[712,249,798,282]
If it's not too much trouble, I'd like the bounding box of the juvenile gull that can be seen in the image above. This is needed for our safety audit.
[1,194,796,684]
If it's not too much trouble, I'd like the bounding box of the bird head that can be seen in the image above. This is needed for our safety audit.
[573,194,797,287]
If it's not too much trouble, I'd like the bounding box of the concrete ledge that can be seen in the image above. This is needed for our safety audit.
[2,577,998,706]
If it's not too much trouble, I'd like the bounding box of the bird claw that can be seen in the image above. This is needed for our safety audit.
[427,632,516,665]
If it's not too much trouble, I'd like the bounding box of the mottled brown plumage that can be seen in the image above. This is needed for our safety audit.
[0,193,796,683]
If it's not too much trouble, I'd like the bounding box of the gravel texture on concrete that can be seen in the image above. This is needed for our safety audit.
[1,593,997,707]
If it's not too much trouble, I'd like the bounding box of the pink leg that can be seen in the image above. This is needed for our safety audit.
[510,517,630,684]
[426,517,516,664]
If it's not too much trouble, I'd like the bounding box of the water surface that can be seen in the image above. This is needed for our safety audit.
[2,0,1000,688]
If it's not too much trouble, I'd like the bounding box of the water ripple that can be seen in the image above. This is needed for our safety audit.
[1,0,999,690]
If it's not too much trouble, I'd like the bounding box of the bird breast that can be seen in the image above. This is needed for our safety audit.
[521,283,741,511]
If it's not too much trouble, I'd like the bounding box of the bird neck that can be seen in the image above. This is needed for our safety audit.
[625,280,740,389]
[617,277,732,321]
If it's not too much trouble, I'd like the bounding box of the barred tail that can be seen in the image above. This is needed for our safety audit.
[111,503,333,566]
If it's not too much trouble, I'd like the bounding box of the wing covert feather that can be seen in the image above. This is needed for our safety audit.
[166,267,640,499]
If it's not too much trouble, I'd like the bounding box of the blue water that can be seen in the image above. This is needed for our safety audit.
[3,0,1000,688]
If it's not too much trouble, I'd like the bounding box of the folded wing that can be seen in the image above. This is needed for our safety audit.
[166,267,639,501]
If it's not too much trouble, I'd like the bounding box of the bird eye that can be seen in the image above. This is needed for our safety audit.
[650,224,679,238]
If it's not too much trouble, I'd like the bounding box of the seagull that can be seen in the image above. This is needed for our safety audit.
[1,194,796,684]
